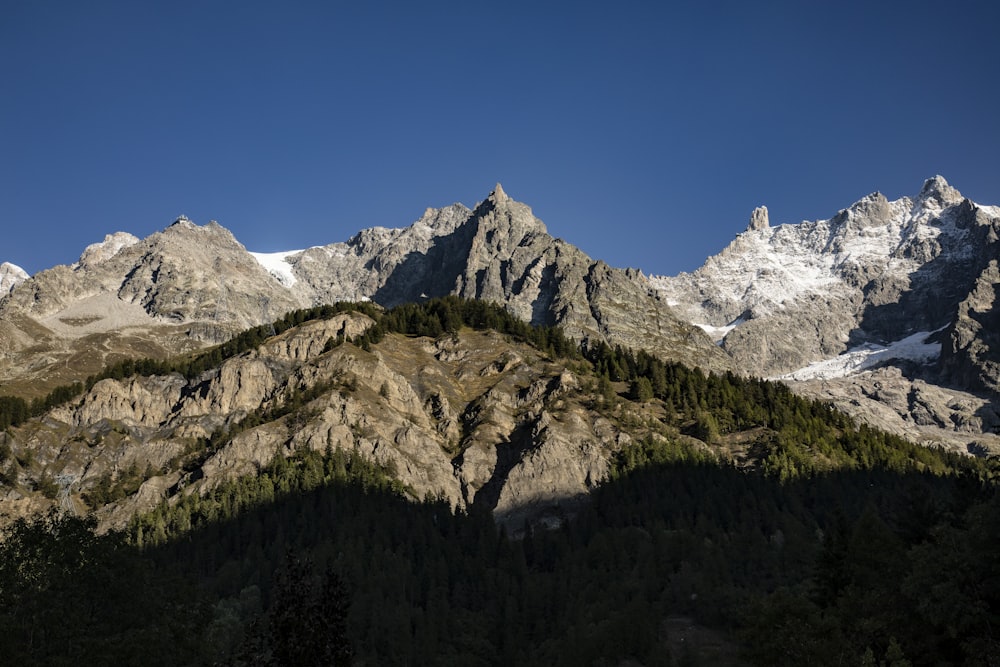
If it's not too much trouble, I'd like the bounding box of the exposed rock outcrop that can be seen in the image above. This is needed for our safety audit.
[3,176,999,496]
[0,313,641,532]
[748,206,769,232]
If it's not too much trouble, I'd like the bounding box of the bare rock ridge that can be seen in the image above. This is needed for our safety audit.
[0,217,309,396]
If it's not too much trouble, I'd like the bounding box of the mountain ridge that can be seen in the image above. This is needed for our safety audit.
[651,175,1000,453]
[2,178,998,454]
[0,185,728,398]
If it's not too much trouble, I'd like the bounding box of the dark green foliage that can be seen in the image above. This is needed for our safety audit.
[745,484,1000,666]
[352,296,579,360]
[610,435,715,476]
[629,375,654,401]
[131,446,408,547]
[232,553,351,667]
[2,455,997,666]
[0,395,29,430]
[34,473,60,500]
[582,339,984,479]
[0,512,208,666]
[690,409,721,444]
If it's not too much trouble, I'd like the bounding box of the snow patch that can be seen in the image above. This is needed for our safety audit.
[695,317,745,343]
[775,329,943,381]
[249,250,302,287]
[977,204,1000,218]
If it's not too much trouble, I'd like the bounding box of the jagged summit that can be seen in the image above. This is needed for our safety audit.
[0,182,730,402]
[652,176,981,352]
[472,182,521,220]
[918,175,963,207]
[649,175,1000,450]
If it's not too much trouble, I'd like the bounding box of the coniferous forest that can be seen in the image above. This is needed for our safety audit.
[0,298,997,666]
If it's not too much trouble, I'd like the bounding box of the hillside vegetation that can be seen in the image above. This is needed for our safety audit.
[0,297,996,665]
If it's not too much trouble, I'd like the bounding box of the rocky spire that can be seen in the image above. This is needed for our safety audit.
[490,182,509,204]
[748,205,770,232]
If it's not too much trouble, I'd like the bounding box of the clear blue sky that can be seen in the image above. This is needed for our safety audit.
[3,0,998,277]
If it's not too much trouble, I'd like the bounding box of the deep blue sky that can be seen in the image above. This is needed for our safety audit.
[3,1,999,277]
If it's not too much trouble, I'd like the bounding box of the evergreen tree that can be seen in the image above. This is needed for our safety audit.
[629,376,654,402]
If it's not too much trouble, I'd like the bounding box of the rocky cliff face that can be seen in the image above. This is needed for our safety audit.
[0,312,657,532]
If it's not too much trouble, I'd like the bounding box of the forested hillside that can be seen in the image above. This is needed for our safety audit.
[0,298,997,665]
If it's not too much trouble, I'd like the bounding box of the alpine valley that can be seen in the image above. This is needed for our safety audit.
[0,178,998,666]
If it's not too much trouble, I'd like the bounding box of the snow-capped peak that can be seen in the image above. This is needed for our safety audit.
[0,262,29,294]
[650,177,972,328]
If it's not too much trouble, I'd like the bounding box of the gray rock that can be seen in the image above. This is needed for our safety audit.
[748,206,769,232]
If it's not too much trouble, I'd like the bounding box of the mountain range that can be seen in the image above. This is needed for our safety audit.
[0,176,998,529]
[0,185,728,398]
[2,177,997,455]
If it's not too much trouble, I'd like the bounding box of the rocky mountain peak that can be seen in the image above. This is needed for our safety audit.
[834,191,894,230]
[648,175,1000,451]
[747,206,769,232]
[413,203,473,235]
[162,216,238,241]
[470,184,546,238]
[917,175,963,208]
